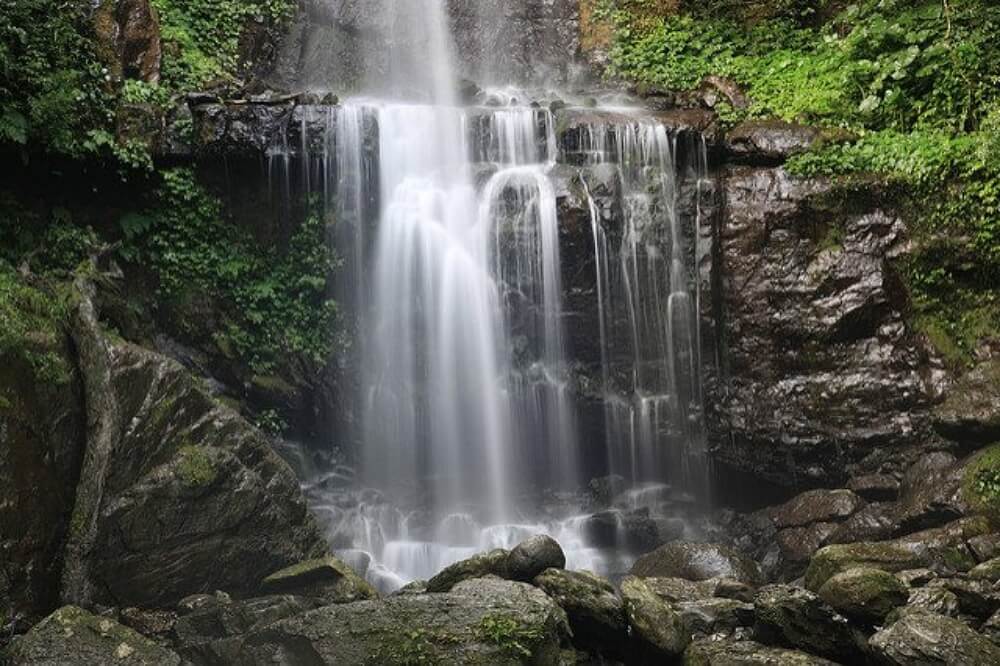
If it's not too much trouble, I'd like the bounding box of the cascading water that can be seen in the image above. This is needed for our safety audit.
[270,1,713,592]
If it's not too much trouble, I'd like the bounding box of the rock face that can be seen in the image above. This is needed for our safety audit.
[85,344,327,608]
[3,605,181,665]
[93,0,162,84]
[191,578,569,665]
[869,609,1000,664]
[708,167,942,489]
[0,351,84,624]
[723,120,821,162]
[933,360,1000,444]
[631,542,762,585]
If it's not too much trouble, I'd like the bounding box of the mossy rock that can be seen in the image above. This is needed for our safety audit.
[969,556,1000,582]
[870,609,1000,664]
[3,605,181,665]
[817,567,908,625]
[620,576,690,659]
[960,444,1000,523]
[684,638,839,665]
[260,555,377,603]
[804,542,926,591]
[753,584,865,663]
[426,548,510,593]
[533,568,627,656]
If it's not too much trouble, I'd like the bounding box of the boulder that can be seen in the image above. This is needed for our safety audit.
[869,609,1000,664]
[828,503,898,544]
[926,577,1000,619]
[507,535,566,582]
[173,594,319,654]
[533,569,627,656]
[771,489,865,528]
[620,576,690,659]
[969,556,1000,582]
[753,584,865,662]
[683,638,839,665]
[804,542,929,591]
[676,598,755,637]
[983,610,1000,646]
[895,453,966,533]
[4,605,181,665]
[847,474,901,502]
[776,522,838,564]
[816,567,908,625]
[425,548,510,593]
[904,587,960,617]
[630,542,762,585]
[581,510,665,551]
[196,578,569,665]
[259,556,377,604]
[724,120,821,162]
[85,344,327,608]
[933,359,1000,444]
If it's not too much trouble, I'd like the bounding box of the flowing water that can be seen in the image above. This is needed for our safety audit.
[271,1,711,592]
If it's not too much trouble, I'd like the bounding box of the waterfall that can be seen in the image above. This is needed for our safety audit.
[268,0,710,592]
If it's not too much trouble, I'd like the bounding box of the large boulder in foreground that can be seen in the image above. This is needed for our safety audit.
[683,637,839,665]
[621,576,690,659]
[753,584,865,662]
[195,578,569,665]
[869,609,1000,664]
[533,568,627,656]
[88,344,327,608]
[3,605,181,665]
[631,542,762,585]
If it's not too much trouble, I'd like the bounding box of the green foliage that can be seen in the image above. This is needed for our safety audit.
[963,444,1000,522]
[122,168,339,374]
[477,614,545,660]
[153,0,294,91]
[0,267,71,385]
[605,0,1000,364]
[176,444,218,487]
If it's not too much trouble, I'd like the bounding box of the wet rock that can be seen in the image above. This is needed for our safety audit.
[896,568,937,587]
[847,473,901,502]
[969,533,1000,562]
[895,452,966,533]
[683,638,839,665]
[817,567,909,625]
[933,359,1000,444]
[177,591,232,616]
[753,584,865,662]
[771,487,865,530]
[828,502,898,544]
[869,609,1000,664]
[776,522,838,564]
[926,577,1000,619]
[724,120,821,162]
[533,569,627,656]
[173,594,319,654]
[425,548,510,593]
[621,576,690,659]
[86,343,327,608]
[581,510,666,552]
[709,167,935,489]
[642,577,720,603]
[4,605,181,665]
[676,598,755,637]
[93,0,162,84]
[905,586,961,617]
[199,578,569,665]
[805,542,933,591]
[259,555,377,604]
[631,542,762,585]
[587,474,627,507]
[969,556,1000,582]
[118,607,177,641]
[983,610,1000,646]
[507,535,566,582]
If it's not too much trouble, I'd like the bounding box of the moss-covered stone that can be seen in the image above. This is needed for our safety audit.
[175,444,219,487]
[620,576,690,659]
[961,444,1000,523]
[870,609,1000,664]
[630,542,762,585]
[425,548,510,593]
[533,568,627,656]
[804,542,927,591]
[753,584,865,662]
[3,605,181,665]
[817,567,908,625]
[969,556,1000,582]
[260,555,377,604]
[683,637,839,665]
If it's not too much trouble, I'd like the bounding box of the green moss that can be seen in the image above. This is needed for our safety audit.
[962,444,1000,523]
[176,444,218,487]
[476,614,546,660]
[0,268,72,385]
